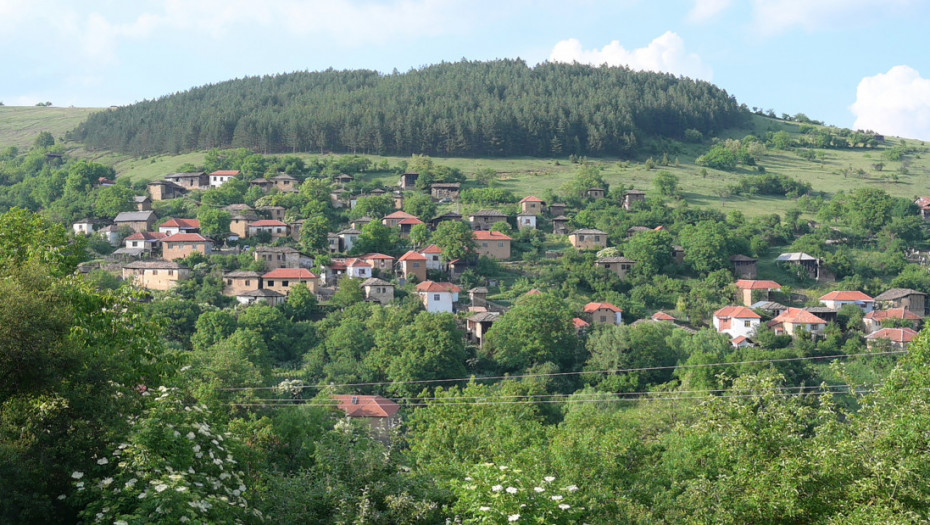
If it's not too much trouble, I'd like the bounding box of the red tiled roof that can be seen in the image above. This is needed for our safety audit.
[714,306,761,320]
[346,258,372,268]
[332,395,400,418]
[732,335,749,344]
[573,317,590,329]
[736,279,782,290]
[865,308,922,321]
[524,289,543,296]
[773,307,827,325]
[652,311,677,321]
[584,302,622,313]
[263,268,317,279]
[866,327,919,344]
[160,218,200,229]
[416,280,462,293]
[399,250,428,261]
[250,220,288,227]
[420,244,442,254]
[820,291,873,302]
[398,217,425,225]
[384,211,417,220]
[520,195,544,203]
[210,170,240,176]
[162,233,210,243]
[474,230,513,241]
[361,253,395,260]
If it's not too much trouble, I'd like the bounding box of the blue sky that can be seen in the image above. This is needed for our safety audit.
[2,0,930,139]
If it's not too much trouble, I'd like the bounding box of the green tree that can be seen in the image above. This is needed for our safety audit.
[299,215,330,254]
[679,221,732,274]
[484,293,579,371]
[584,322,681,392]
[33,131,55,149]
[352,220,400,256]
[197,207,232,241]
[696,144,738,171]
[403,192,437,221]
[623,229,674,277]
[409,222,430,248]
[653,170,679,197]
[352,195,395,219]
[94,181,136,219]
[434,220,476,261]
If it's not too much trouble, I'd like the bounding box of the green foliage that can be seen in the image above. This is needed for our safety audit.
[403,192,437,221]
[33,131,55,149]
[299,215,330,254]
[434,220,477,262]
[484,293,579,372]
[353,221,401,256]
[94,181,136,219]
[585,322,683,392]
[623,229,674,277]
[197,207,232,240]
[352,194,395,219]
[653,170,679,197]
[0,207,86,276]
[696,144,738,170]
[460,187,519,206]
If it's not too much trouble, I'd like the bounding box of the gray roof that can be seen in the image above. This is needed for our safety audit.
[114,211,156,222]
[254,246,300,254]
[625,189,646,195]
[133,196,150,203]
[750,301,786,311]
[776,252,818,262]
[730,254,757,262]
[469,311,501,323]
[571,228,607,235]
[551,215,570,221]
[597,256,635,263]
[224,271,263,278]
[339,228,362,235]
[362,278,393,287]
[271,173,297,181]
[165,171,205,178]
[431,182,461,188]
[874,288,927,301]
[239,289,284,298]
[469,286,489,293]
[471,210,509,217]
[123,260,186,269]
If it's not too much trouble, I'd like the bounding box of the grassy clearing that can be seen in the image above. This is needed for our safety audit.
[0,106,100,149]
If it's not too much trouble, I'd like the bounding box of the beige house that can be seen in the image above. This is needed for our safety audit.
[863,308,922,333]
[262,268,318,295]
[383,211,417,228]
[254,246,313,270]
[569,229,608,250]
[271,173,299,192]
[248,220,290,239]
[622,189,646,210]
[257,205,286,222]
[586,187,606,200]
[584,302,623,325]
[770,308,827,338]
[398,251,428,282]
[162,233,212,260]
[362,278,395,305]
[359,253,396,273]
[223,270,263,296]
[121,261,190,291]
[735,280,782,307]
[114,211,157,233]
[519,196,545,215]
[469,210,509,231]
[164,172,209,190]
[595,256,635,279]
[147,180,186,201]
[866,327,920,350]
[473,230,512,260]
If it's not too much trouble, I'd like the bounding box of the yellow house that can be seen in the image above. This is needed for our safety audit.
[473,230,512,260]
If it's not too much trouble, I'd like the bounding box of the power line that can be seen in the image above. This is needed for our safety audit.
[219,350,907,392]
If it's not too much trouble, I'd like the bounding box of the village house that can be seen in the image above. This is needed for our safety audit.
[873,288,927,316]
[467,311,500,347]
[517,213,537,230]
[248,220,289,239]
[584,302,623,326]
[121,261,190,291]
[162,233,212,260]
[331,395,401,442]
[595,256,635,280]
[398,251,428,282]
[158,218,200,235]
[730,254,758,279]
[338,228,361,252]
[713,306,761,339]
[416,280,461,313]
[916,197,930,220]
[623,189,646,210]
[362,278,395,305]
[569,228,608,250]
[672,245,686,264]
[209,170,240,187]
[398,217,425,237]
[473,230,512,260]
[327,233,342,253]
[551,215,570,235]
[165,172,209,190]
[519,196,545,215]
[420,244,444,270]
[430,182,461,200]
[289,219,304,241]
[548,203,567,217]
[735,279,782,307]
[469,210,509,231]
[805,306,838,324]
[586,187,606,200]
[253,246,313,270]
[318,259,348,285]
[863,308,922,332]
[223,270,263,296]
[819,291,874,313]
[97,224,121,246]
[383,211,417,228]
[866,327,920,350]
[393,191,405,210]
[430,212,463,230]
[777,252,823,280]
[359,253,395,274]
[573,317,590,334]
[469,287,489,308]
[229,213,255,238]
[147,180,187,201]
[257,205,286,222]
[250,178,273,193]
[751,301,788,318]
[72,218,101,235]
[262,268,318,295]
[334,173,354,185]
[114,210,157,233]
[399,172,419,190]
[271,173,299,192]
[133,195,152,211]
[123,231,167,255]
[235,289,285,306]
[345,258,373,279]
[351,216,373,230]
[770,308,827,338]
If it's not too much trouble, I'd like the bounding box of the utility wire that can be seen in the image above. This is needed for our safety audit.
[219,350,907,392]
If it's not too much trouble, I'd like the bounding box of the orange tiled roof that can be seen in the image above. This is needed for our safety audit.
[416,280,462,293]
[263,268,317,279]
[250,220,288,227]
[332,395,400,418]
[474,230,513,241]
[866,327,919,343]
[162,233,210,243]
[820,290,873,302]
[160,218,200,229]
[210,170,240,176]
[420,244,442,254]
[520,195,544,203]
[584,302,622,313]
[865,308,922,321]
[399,250,427,261]
[735,279,782,290]
[573,317,590,329]
[773,307,827,325]
[652,311,677,321]
[714,306,761,319]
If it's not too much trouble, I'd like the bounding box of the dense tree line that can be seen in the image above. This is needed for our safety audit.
[69,60,746,157]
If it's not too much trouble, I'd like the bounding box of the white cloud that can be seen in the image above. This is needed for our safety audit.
[549,32,712,81]
[751,0,913,36]
[851,65,930,140]
[688,0,734,23]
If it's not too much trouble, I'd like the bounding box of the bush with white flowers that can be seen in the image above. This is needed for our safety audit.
[452,463,582,524]
[71,387,262,524]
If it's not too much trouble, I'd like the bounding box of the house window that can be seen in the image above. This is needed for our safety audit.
[267,280,274,286]
[413,262,420,268]
[168,270,174,276]
[579,235,585,241]
[282,281,289,287]
[433,294,440,301]
[498,242,504,247]
[600,315,607,322]
[227,279,233,286]
[276,228,282,233]
[152,270,158,275]
[744,320,751,327]
[595,236,601,242]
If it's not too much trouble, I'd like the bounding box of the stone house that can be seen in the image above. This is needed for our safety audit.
[473,230,512,260]
[165,172,209,190]
[398,251,428,282]
[271,173,299,192]
[248,220,289,239]
[223,270,263,296]
[262,268,318,295]
[121,261,190,291]
[873,288,927,316]
[253,246,313,270]
[430,182,461,200]
[623,189,646,210]
[595,256,635,280]
[362,278,395,305]
[147,180,187,201]
[469,210,509,231]
[519,196,545,215]
[114,211,157,233]
[730,254,758,279]
[568,229,607,250]
[162,233,212,260]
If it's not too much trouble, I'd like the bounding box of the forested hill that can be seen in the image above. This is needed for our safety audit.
[69,59,746,157]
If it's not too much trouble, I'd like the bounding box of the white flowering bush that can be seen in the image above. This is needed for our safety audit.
[71,387,262,524]
[452,463,582,524]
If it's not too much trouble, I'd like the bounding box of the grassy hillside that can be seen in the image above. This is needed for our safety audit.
[0,106,100,149]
